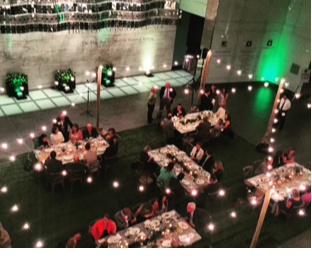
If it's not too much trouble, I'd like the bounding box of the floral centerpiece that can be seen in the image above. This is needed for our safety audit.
[54,68,75,93]
[179,115,202,125]
[5,73,28,99]
[102,62,115,87]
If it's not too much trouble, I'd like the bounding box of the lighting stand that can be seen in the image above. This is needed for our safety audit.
[80,80,93,117]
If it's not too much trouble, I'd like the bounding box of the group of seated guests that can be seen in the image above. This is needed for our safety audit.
[253,147,296,175]
[42,127,118,176]
[274,186,311,217]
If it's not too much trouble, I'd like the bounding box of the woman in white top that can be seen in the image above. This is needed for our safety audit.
[50,125,64,145]
[190,142,204,162]
[215,103,226,121]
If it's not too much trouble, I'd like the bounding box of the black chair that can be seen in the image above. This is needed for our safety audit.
[68,169,86,191]
[47,172,65,194]
[103,155,118,172]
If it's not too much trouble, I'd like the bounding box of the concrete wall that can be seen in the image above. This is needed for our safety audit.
[205,0,311,91]
[180,0,208,18]
[0,25,177,89]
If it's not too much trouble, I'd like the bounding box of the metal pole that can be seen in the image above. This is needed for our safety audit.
[96,66,103,128]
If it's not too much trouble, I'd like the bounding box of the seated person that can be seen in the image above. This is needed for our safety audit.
[190,142,204,163]
[214,103,226,121]
[0,227,11,248]
[69,123,83,142]
[223,113,231,129]
[59,233,81,248]
[172,103,186,118]
[211,161,224,183]
[301,186,311,205]
[195,116,211,143]
[282,148,295,164]
[204,175,220,194]
[199,148,214,173]
[254,156,273,175]
[44,150,63,174]
[34,134,51,149]
[212,119,223,137]
[153,195,168,215]
[139,145,159,173]
[275,189,303,216]
[50,125,64,145]
[161,113,175,144]
[83,123,98,139]
[103,128,119,158]
[114,208,137,230]
[169,173,186,202]
[83,142,98,167]
[272,150,285,169]
[66,155,89,173]
[134,203,154,223]
[89,214,116,241]
[157,162,177,190]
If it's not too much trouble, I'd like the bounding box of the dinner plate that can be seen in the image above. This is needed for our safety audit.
[162,239,172,248]
[97,147,105,152]
[196,179,205,185]
[178,221,188,230]
[107,235,121,244]
[178,233,195,243]
[150,220,160,228]
[182,179,190,185]
[63,155,73,161]
[162,212,172,219]
[44,148,53,153]
[128,227,140,235]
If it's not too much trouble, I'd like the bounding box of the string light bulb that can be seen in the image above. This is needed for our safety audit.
[230,211,236,218]
[231,88,236,93]
[11,205,18,212]
[9,155,15,161]
[113,181,119,188]
[17,138,24,144]
[216,59,221,64]
[35,241,43,248]
[248,74,253,79]
[86,177,92,183]
[191,189,197,196]
[23,223,30,230]
[226,65,231,70]
[248,86,252,91]
[139,185,144,192]
[237,70,242,75]
[1,143,8,149]
[42,126,47,131]
[208,223,215,231]
[1,186,8,193]
[184,88,189,95]
[219,189,225,196]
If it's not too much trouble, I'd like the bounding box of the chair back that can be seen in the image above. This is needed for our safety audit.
[243,166,253,179]
[89,160,100,173]
[253,159,264,172]
[49,172,63,183]
[69,168,86,180]
[115,134,122,144]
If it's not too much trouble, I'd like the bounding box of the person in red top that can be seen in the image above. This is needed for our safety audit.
[89,214,117,241]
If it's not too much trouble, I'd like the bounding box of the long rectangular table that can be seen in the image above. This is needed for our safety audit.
[34,136,109,165]
[173,110,218,134]
[96,210,201,248]
[149,145,211,193]
[245,162,311,202]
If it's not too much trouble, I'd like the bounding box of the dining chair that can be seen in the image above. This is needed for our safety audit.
[89,160,101,177]
[136,170,153,186]
[253,159,264,172]
[279,201,306,223]
[103,155,118,172]
[243,166,254,179]
[69,169,86,191]
[47,172,65,194]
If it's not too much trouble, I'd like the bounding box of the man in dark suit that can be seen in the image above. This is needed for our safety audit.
[172,103,186,118]
[195,116,211,143]
[159,82,177,115]
[114,208,137,231]
[56,113,73,141]
[199,89,211,111]
[199,148,214,173]
[102,128,118,158]
[44,151,63,173]
[83,124,98,139]
[160,114,175,144]
[169,173,186,206]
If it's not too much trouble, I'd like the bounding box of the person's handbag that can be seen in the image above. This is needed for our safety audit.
[0,228,11,248]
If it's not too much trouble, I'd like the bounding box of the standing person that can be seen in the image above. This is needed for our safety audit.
[57,113,73,141]
[218,88,228,109]
[210,85,217,111]
[276,95,291,130]
[198,89,211,111]
[159,82,177,115]
[195,116,211,143]
[147,85,158,124]
[190,142,204,163]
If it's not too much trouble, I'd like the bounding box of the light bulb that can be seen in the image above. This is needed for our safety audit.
[208,223,215,231]
[219,189,225,196]
[87,177,92,183]
[139,185,144,192]
[71,103,75,107]
[248,86,252,91]
[23,223,29,230]
[126,67,130,71]
[216,59,221,64]
[113,181,119,188]
[9,155,15,161]
[184,89,189,95]
[231,88,236,93]
[1,186,8,193]
[248,74,253,79]
[35,241,43,248]
[1,143,8,149]
[237,70,242,75]
[230,211,236,218]
[191,189,197,196]
[42,126,47,131]
[11,205,18,212]
[226,65,231,70]
[163,64,167,68]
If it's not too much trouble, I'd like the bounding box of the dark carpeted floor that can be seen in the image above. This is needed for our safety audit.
[0,122,310,248]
